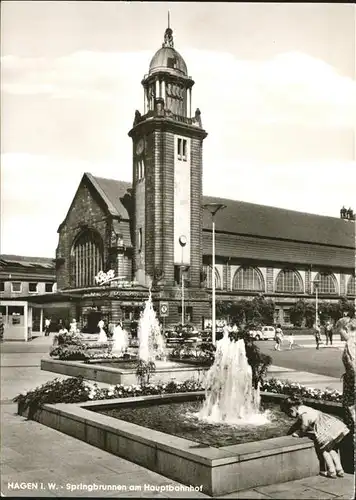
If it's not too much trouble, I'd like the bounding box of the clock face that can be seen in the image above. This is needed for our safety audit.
[179,235,187,246]
[136,138,144,155]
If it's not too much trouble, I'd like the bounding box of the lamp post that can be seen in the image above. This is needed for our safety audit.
[313,279,320,329]
[202,203,227,345]
[179,236,187,326]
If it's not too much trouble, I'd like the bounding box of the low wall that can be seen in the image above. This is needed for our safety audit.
[41,358,209,385]
[18,392,320,496]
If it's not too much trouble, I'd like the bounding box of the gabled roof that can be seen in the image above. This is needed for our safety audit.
[87,173,131,220]
[202,195,354,248]
[58,173,132,230]
[0,255,55,270]
[61,174,354,249]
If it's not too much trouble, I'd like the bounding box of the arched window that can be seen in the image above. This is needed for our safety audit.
[347,276,355,296]
[314,272,338,295]
[275,269,303,293]
[72,229,104,287]
[206,266,222,289]
[232,267,264,292]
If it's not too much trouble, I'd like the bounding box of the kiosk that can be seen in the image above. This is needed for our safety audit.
[0,301,32,341]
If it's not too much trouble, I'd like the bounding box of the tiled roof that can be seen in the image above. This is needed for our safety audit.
[0,255,55,269]
[87,174,132,220]
[203,233,354,268]
[86,176,354,248]
[202,195,354,248]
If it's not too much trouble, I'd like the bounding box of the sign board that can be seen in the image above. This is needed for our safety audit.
[159,302,169,317]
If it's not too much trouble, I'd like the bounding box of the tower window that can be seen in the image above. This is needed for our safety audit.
[137,160,145,181]
[138,228,143,251]
[177,138,187,161]
[182,140,187,161]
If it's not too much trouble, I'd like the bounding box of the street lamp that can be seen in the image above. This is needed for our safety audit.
[202,203,227,345]
[179,235,187,326]
[313,279,320,329]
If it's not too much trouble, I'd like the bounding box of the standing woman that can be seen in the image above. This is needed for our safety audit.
[336,316,355,472]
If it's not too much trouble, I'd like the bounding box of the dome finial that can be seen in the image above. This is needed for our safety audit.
[163,11,174,48]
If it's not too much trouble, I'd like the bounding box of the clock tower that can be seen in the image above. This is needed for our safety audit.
[128,23,209,324]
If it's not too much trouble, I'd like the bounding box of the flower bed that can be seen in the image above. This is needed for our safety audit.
[14,375,342,420]
[50,338,123,361]
[262,378,342,403]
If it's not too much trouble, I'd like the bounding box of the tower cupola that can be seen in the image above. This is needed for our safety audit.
[141,21,195,119]
[148,28,188,77]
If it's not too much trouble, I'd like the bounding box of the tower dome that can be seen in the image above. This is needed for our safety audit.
[148,27,188,77]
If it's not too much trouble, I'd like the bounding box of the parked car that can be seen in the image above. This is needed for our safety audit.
[248,326,263,340]
[165,331,181,344]
[183,331,202,344]
[261,326,276,340]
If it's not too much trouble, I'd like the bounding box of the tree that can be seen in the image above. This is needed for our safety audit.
[304,302,316,328]
[337,296,355,318]
[250,295,275,325]
[216,297,275,326]
[289,299,306,326]
[216,301,233,320]
[318,301,333,326]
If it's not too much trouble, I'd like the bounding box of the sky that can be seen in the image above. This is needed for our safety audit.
[1,1,356,258]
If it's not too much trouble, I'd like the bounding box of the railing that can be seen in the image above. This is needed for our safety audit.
[137,110,201,127]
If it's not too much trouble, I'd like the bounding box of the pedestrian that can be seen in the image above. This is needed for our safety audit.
[326,321,334,346]
[69,319,78,335]
[315,323,321,350]
[281,396,349,478]
[288,332,294,350]
[324,323,329,346]
[0,313,4,342]
[274,324,284,351]
[44,317,51,336]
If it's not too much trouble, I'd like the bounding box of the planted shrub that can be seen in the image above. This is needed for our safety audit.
[171,343,215,365]
[13,376,89,418]
[14,376,342,421]
[50,345,90,360]
[135,360,156,385]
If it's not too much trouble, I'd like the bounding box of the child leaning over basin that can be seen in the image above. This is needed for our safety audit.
[281,396,349,479]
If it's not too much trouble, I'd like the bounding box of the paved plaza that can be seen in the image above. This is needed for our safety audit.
[1,336,354,498]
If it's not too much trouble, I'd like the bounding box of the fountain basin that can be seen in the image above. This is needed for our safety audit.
[41,358,208,385]
[94,398,294,447]
[18,392,320,496]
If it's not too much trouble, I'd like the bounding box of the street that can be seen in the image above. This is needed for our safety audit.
[257,339,345,379]
[0,335,345,403]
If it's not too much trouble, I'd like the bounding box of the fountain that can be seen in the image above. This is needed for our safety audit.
[97,319,107,343]
[137,289,166,362]
[111,323,129,356]
[199,328,269,424]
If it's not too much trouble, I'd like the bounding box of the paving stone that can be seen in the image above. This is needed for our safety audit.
[285,473,354,498]
[264,486,337,499]
[217,489,272,499]
[0,464,20,481]
[0,446,24,464]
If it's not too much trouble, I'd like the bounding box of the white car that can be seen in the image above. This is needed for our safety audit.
[261,326,276,340]
[248,328,263,340]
